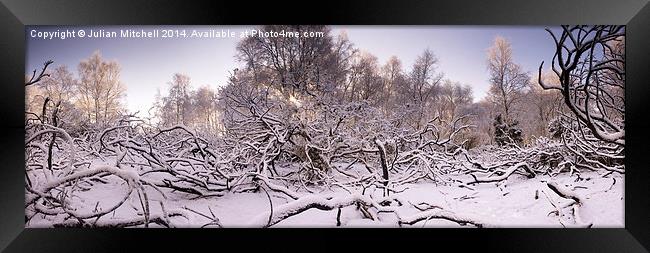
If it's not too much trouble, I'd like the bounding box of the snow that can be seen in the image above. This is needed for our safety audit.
[27,167,622,228]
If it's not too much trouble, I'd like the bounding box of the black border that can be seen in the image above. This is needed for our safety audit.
[1,0,649,252]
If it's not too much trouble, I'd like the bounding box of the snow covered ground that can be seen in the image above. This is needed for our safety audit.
[26,168,623,228]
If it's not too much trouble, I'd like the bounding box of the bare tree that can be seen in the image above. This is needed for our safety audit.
[538,25,625,146]
[169,73,192,125]
[76,51,126,126]
[404,49,444,129]
[346,51,383,103]
[380,56,407,112]
[409,49,443,104]
[154,73,195,127]
[235,25,335,97]
[327,31,357,99]
[26,65,84,131]
[486,36,530,123]
[25,60,54,86]
[519,71,564,140]
[193,85,221,133]
[439,80,473,122]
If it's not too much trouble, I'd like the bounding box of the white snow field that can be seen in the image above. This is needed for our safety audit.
[26,160,623,228]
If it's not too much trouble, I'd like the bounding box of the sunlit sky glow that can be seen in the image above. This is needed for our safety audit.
[26,25,560,117]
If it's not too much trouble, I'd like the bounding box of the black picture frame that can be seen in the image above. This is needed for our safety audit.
[1,0,648,252]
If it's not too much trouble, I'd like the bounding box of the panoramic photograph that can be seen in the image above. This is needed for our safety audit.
[24,25,625,228]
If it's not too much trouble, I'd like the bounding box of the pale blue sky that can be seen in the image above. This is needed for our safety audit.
[26,25,559,117]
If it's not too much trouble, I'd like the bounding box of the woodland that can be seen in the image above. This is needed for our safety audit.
[24,25,625,228]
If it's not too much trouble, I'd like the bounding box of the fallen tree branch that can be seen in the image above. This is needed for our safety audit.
[247,194,378,227]
[546,182,583,205]
[546,182,592,228]
[397,209,489,228]
[248,193,489,228]
[469,162,534,184]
